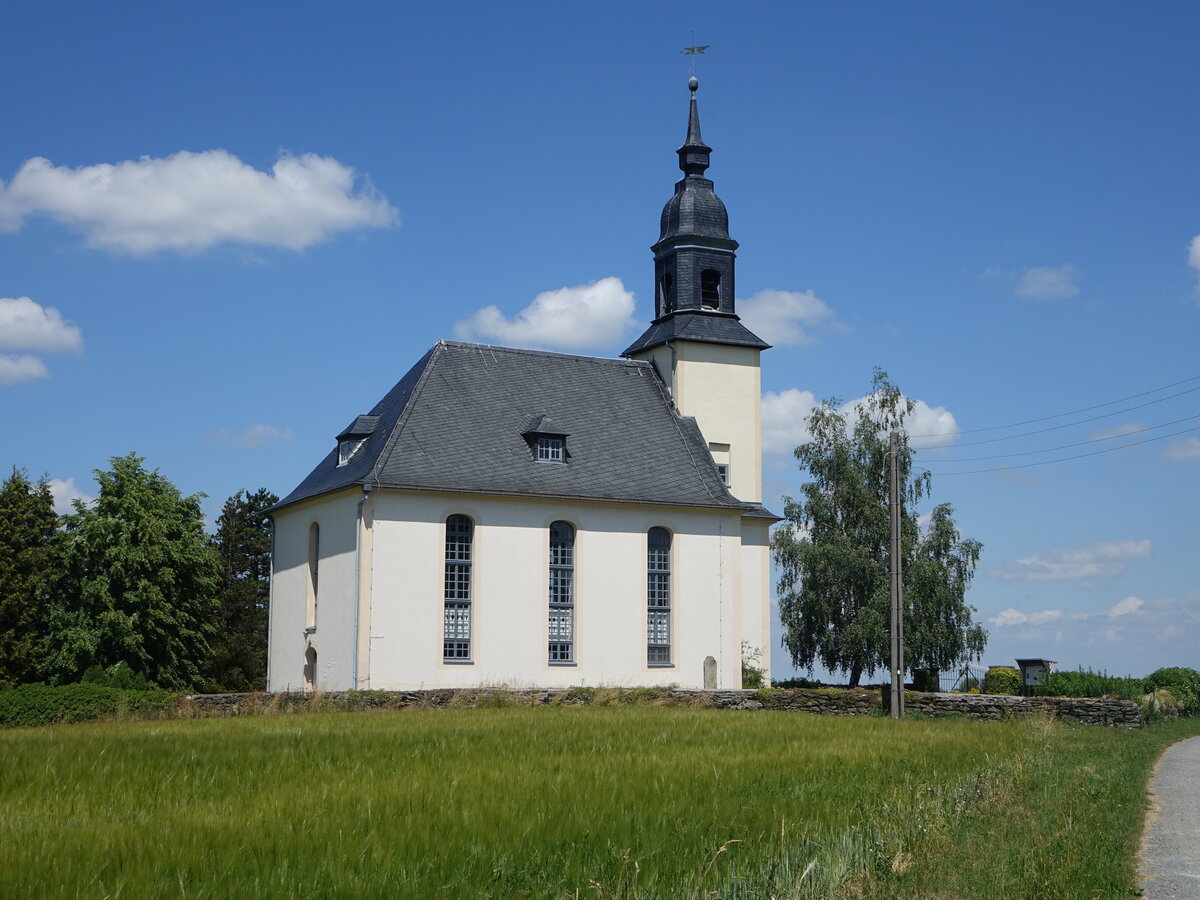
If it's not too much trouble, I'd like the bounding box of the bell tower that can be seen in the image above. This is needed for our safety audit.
[623,76,769,504]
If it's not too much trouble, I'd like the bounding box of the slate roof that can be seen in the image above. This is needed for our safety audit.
[623,311,771,356]
[274,341,778,519]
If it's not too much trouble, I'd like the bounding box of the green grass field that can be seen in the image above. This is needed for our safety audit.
[1,707,1196,898]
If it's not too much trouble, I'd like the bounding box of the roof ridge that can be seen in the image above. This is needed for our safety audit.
[365,343,444,487]
[438,339,650,367]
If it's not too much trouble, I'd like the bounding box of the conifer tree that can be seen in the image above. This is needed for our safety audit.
[0,468,58,688]
[207,487,277,691]
[41,453,220,689]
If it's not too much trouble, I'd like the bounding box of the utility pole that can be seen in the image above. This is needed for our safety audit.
[889,430,905,720]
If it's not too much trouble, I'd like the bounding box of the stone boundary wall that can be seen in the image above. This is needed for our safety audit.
[181,686,1142,727]
[894,690,1142,728]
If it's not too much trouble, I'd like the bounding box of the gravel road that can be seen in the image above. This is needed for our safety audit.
[1141,736,1200,898]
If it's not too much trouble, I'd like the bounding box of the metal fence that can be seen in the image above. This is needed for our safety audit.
[936,664,988,693]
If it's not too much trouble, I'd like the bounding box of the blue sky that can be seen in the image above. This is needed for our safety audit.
[2,1,1196,681]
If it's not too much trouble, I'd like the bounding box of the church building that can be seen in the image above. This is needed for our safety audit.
[266,76,777,692]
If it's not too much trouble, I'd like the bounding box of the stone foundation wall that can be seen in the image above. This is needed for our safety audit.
[182,686,1142,727]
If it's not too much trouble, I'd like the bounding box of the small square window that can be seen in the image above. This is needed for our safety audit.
[714,462,730,486]
[338,438,365,467]
[536,437,564,462]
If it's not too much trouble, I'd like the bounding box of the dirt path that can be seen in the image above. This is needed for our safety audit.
[1141,735,1200,898]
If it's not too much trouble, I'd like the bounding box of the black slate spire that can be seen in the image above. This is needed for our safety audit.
[678,76,711,176]
[623,76,768,357]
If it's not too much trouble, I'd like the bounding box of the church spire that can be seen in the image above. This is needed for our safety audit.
[678,76,711,177]
[622,74,769,357]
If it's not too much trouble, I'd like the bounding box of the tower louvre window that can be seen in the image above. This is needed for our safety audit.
[700,270,721,308]
[659,272,674,314]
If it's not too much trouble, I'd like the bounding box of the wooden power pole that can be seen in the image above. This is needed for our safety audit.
[889,430,905,720]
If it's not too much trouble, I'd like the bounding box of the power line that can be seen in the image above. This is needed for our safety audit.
[907,373,1200,439]
[927,423,1200,476]
[933,412,1200,463]
[937,384,1200,448]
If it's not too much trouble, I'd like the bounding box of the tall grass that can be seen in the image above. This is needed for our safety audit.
[0,708,1195,898]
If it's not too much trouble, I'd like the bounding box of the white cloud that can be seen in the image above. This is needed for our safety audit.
[860,397,959,451]
[761,388,820,454]
[992,539,1151,582]
[0,150,397,254]
[1163,436,1200,461]
[0,296,83,352]
[0,297,83,386]
[988,607,1063,627]
[761,388,959,456]
[989,608,1027,627]
[48,477,94,514]
[1015,265,1080,300]
[454,277,635,352]
[210,424,294,448]
[1089,422,1145,441]
[1107,596,1144,618]
[1189,235,1200,293]
[0,354,48,385]
[736,289,839,346]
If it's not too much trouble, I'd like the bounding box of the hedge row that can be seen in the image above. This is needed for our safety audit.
[979,666,1200,717]
[0,683,178,729]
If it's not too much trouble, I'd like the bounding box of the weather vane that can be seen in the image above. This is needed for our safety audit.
[681,28,709,78]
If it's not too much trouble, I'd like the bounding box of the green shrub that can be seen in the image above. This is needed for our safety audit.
[740,642,766,689]
[1035,667,1144,701]
[0,683,177,728]
[1144,667,1200,715]
[1140,689,1185,724]
[982,667,1021,695]
[771,676,822,689]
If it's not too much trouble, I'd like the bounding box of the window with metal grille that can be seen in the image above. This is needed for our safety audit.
[548,521,575,662]
[647,527,671,665]
[536,436,564,462]
[700,269,721,308]
[443,515,473,660]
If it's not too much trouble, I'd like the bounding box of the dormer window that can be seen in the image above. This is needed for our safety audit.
[335,414,380,468]
[338,438,364,467]
[536,436,564,462]
[522,413,570,465]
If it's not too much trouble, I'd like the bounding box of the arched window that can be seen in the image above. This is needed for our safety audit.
[700,269,721,308]
[306,522,320,629]
[443,515,474,661]
[659,272,674,314]
[647,528,672,665]
[548,521,575,663]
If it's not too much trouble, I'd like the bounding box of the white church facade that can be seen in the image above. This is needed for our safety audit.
[267,77,778,692]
